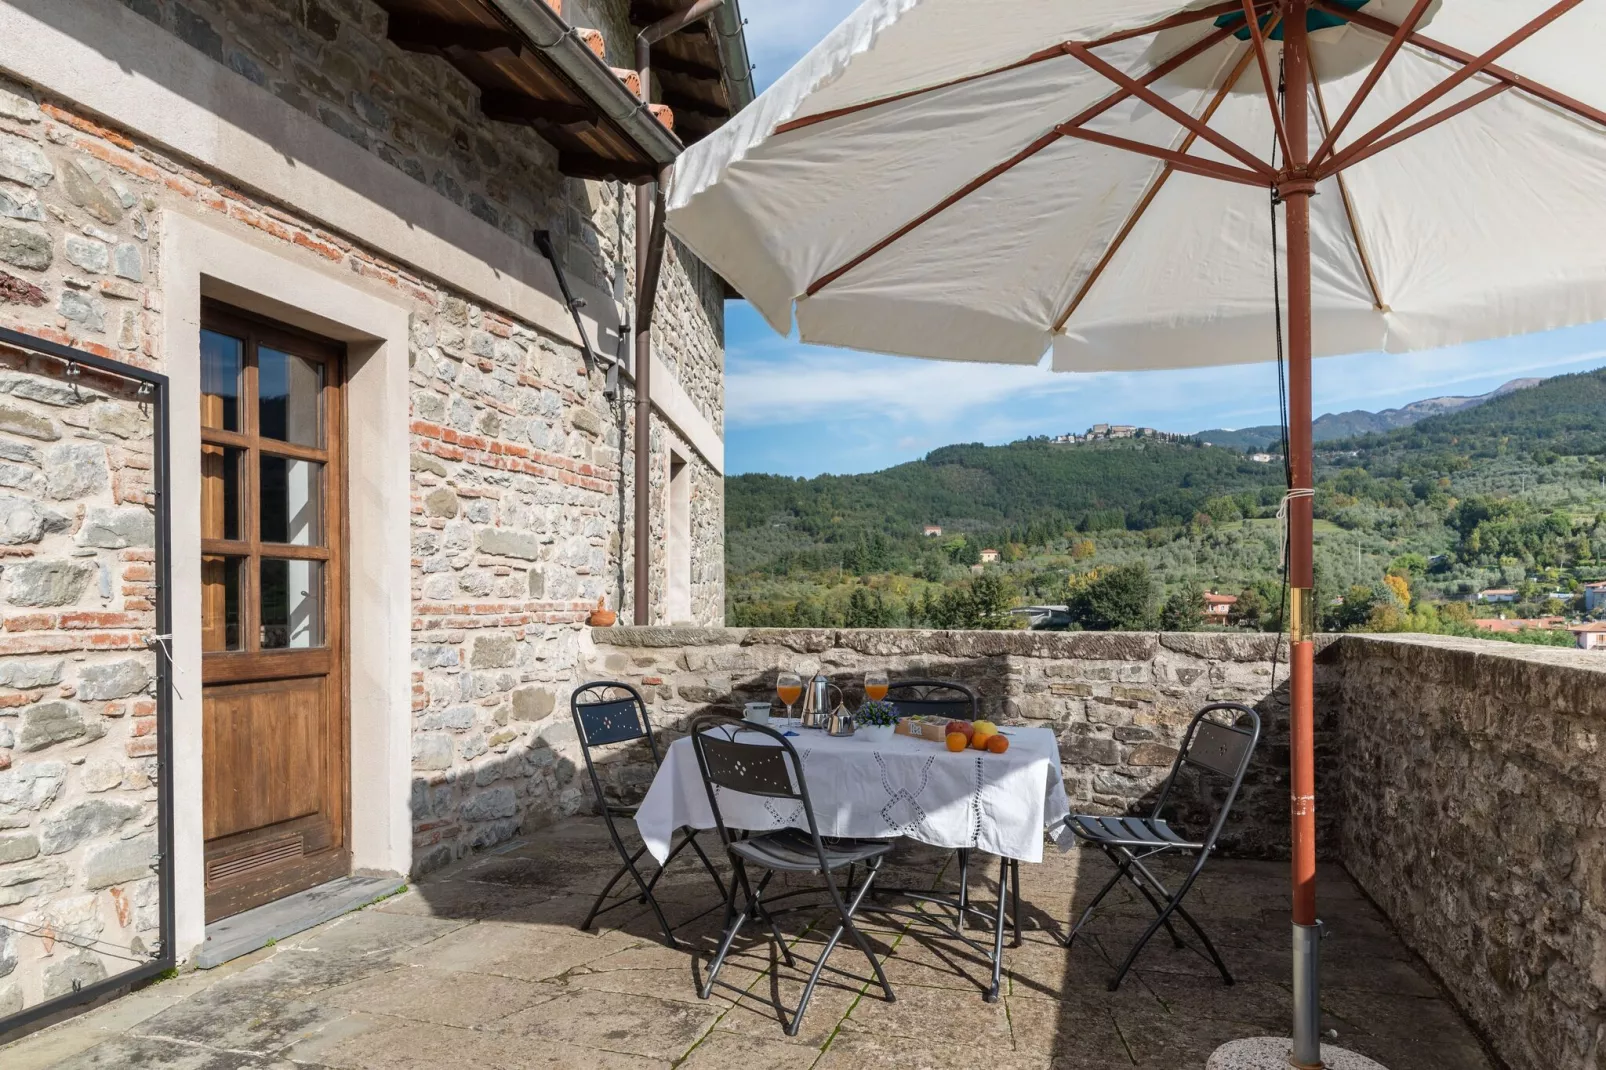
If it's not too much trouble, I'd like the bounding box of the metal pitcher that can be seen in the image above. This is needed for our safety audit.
[825,702,856,738]
[798,674,841,729]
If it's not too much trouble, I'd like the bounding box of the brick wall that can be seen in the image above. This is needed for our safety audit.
[588,627,1341,860]
[0,345,161,1018]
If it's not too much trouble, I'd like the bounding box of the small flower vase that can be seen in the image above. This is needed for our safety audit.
[860,723,896,744]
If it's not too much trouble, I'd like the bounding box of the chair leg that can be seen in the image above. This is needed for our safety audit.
[1126,857,1233,986]
[581,842,649,931]
[747,870,796,969]
[1060,853,1127,949]
[1009,859,1022,948]
[985,856,1009,1002]
[701,859,755,1000]
[789,861,893,1036]
[1107,892,1188,992]
[1117,848,1187,951]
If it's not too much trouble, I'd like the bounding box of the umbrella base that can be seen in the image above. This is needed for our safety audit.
[1208,1037,1390,1070]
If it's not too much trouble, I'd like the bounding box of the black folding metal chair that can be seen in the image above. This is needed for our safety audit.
[883,679,1018,943]
[571,681,727,947]
[688,715,896,1036]
[1060,701,1262,990]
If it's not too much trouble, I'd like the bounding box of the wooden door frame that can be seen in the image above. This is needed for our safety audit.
[199,299,351,920]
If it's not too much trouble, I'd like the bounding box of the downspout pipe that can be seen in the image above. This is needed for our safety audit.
[633,0,726,625]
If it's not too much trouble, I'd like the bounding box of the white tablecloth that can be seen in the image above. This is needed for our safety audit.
[636,724,1071,865]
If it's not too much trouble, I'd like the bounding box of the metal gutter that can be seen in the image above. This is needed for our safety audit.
[710,0,755,112]
[485,0,684,167]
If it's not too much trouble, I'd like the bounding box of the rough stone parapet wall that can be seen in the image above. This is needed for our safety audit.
[1332,635,1606,1070]
[0,347,160,1017]
[590,627,1338,860]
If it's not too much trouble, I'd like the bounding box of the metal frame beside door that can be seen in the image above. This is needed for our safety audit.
[0,327,175,1039]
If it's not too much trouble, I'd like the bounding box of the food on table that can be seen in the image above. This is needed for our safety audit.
[972,720,998,735]
[945,720,974,740]
[970,728,995,750]
[945,732,969,753]
[986,734,1009,754]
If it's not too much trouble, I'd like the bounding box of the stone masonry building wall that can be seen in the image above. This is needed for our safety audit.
[0,0,726,933]
[0,347,160,1017]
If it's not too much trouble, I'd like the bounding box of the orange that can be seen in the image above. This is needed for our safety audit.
[971,730,993,751]
[986,734,1010,754]
[946,732,969,753]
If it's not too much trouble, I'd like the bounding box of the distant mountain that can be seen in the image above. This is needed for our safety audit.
[1194,377,1543,450]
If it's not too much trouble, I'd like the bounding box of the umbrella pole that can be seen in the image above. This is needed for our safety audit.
[1281,4,1323,1068]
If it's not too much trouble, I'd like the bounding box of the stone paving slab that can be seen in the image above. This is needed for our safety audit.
[0,818,1499,1070]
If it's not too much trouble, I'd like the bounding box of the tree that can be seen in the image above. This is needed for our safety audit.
[1382,573,1411,610]
[1070,563,1156,631]
[1160,588,1205,631]
[845,587,894,628]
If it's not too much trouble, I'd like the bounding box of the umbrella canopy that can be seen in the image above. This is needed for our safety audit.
[666,0,1606,373]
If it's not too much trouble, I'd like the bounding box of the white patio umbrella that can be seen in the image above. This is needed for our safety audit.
[664,1,1606,1067]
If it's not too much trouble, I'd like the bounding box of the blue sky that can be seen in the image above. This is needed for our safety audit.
[722,2,1606,478]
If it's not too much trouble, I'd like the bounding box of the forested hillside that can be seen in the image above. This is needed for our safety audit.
[726,367,1606,639]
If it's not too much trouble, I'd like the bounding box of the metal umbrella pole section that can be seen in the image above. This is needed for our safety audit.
[737,2,1603,1064]
[0,327,175,1038]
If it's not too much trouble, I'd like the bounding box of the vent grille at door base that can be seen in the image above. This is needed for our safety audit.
[207,835,303,884]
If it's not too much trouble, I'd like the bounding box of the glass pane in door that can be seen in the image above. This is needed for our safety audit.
[200,330,243,431]
[258,348,323,446]
[260,558,324,649]
[259,455,323,545]
[201,444,243,542]
[201,555,243,651]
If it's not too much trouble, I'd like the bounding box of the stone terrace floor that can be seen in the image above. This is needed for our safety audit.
[4,818,1497,1070]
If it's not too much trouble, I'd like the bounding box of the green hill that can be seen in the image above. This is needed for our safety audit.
[725,367,1606,631]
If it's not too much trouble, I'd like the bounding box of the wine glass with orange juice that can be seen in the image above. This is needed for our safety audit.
[776,672,803,724]
[864,670,888,702]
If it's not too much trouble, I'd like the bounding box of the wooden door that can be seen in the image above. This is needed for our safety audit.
[199,303,348,921]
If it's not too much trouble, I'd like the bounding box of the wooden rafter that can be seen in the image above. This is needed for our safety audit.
[387,12,522,54]
[1054,34,1267,333]
[776,0,1266,136]
[802,26,1238,297]
[479,91,596,126]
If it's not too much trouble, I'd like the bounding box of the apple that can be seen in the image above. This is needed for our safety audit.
[945,720,975,740]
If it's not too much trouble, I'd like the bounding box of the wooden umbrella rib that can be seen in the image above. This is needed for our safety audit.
[1318,0,1584,170]
[1053,126,1267,187]
[803,24,1239,297]
[1238,0,1292,166]
[1309,0,1606,133]
[1061,42,1273,177]
[774,0,1266,136]
[1307,53,1386,312]
[1319,81,1510,178]
[1308,0,1434,168]
[1054,42,1263,333]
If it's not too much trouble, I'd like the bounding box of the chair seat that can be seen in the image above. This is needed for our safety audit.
[1071,814,1203,850]
[729,828,893,873]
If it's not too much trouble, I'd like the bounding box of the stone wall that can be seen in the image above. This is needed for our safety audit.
[1332,635,1606,1070]
[0,0,727,887]
[0,345,161,1018]
[589,627,1340,860]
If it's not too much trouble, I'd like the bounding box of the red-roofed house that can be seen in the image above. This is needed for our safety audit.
[1203,591,1238,619]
